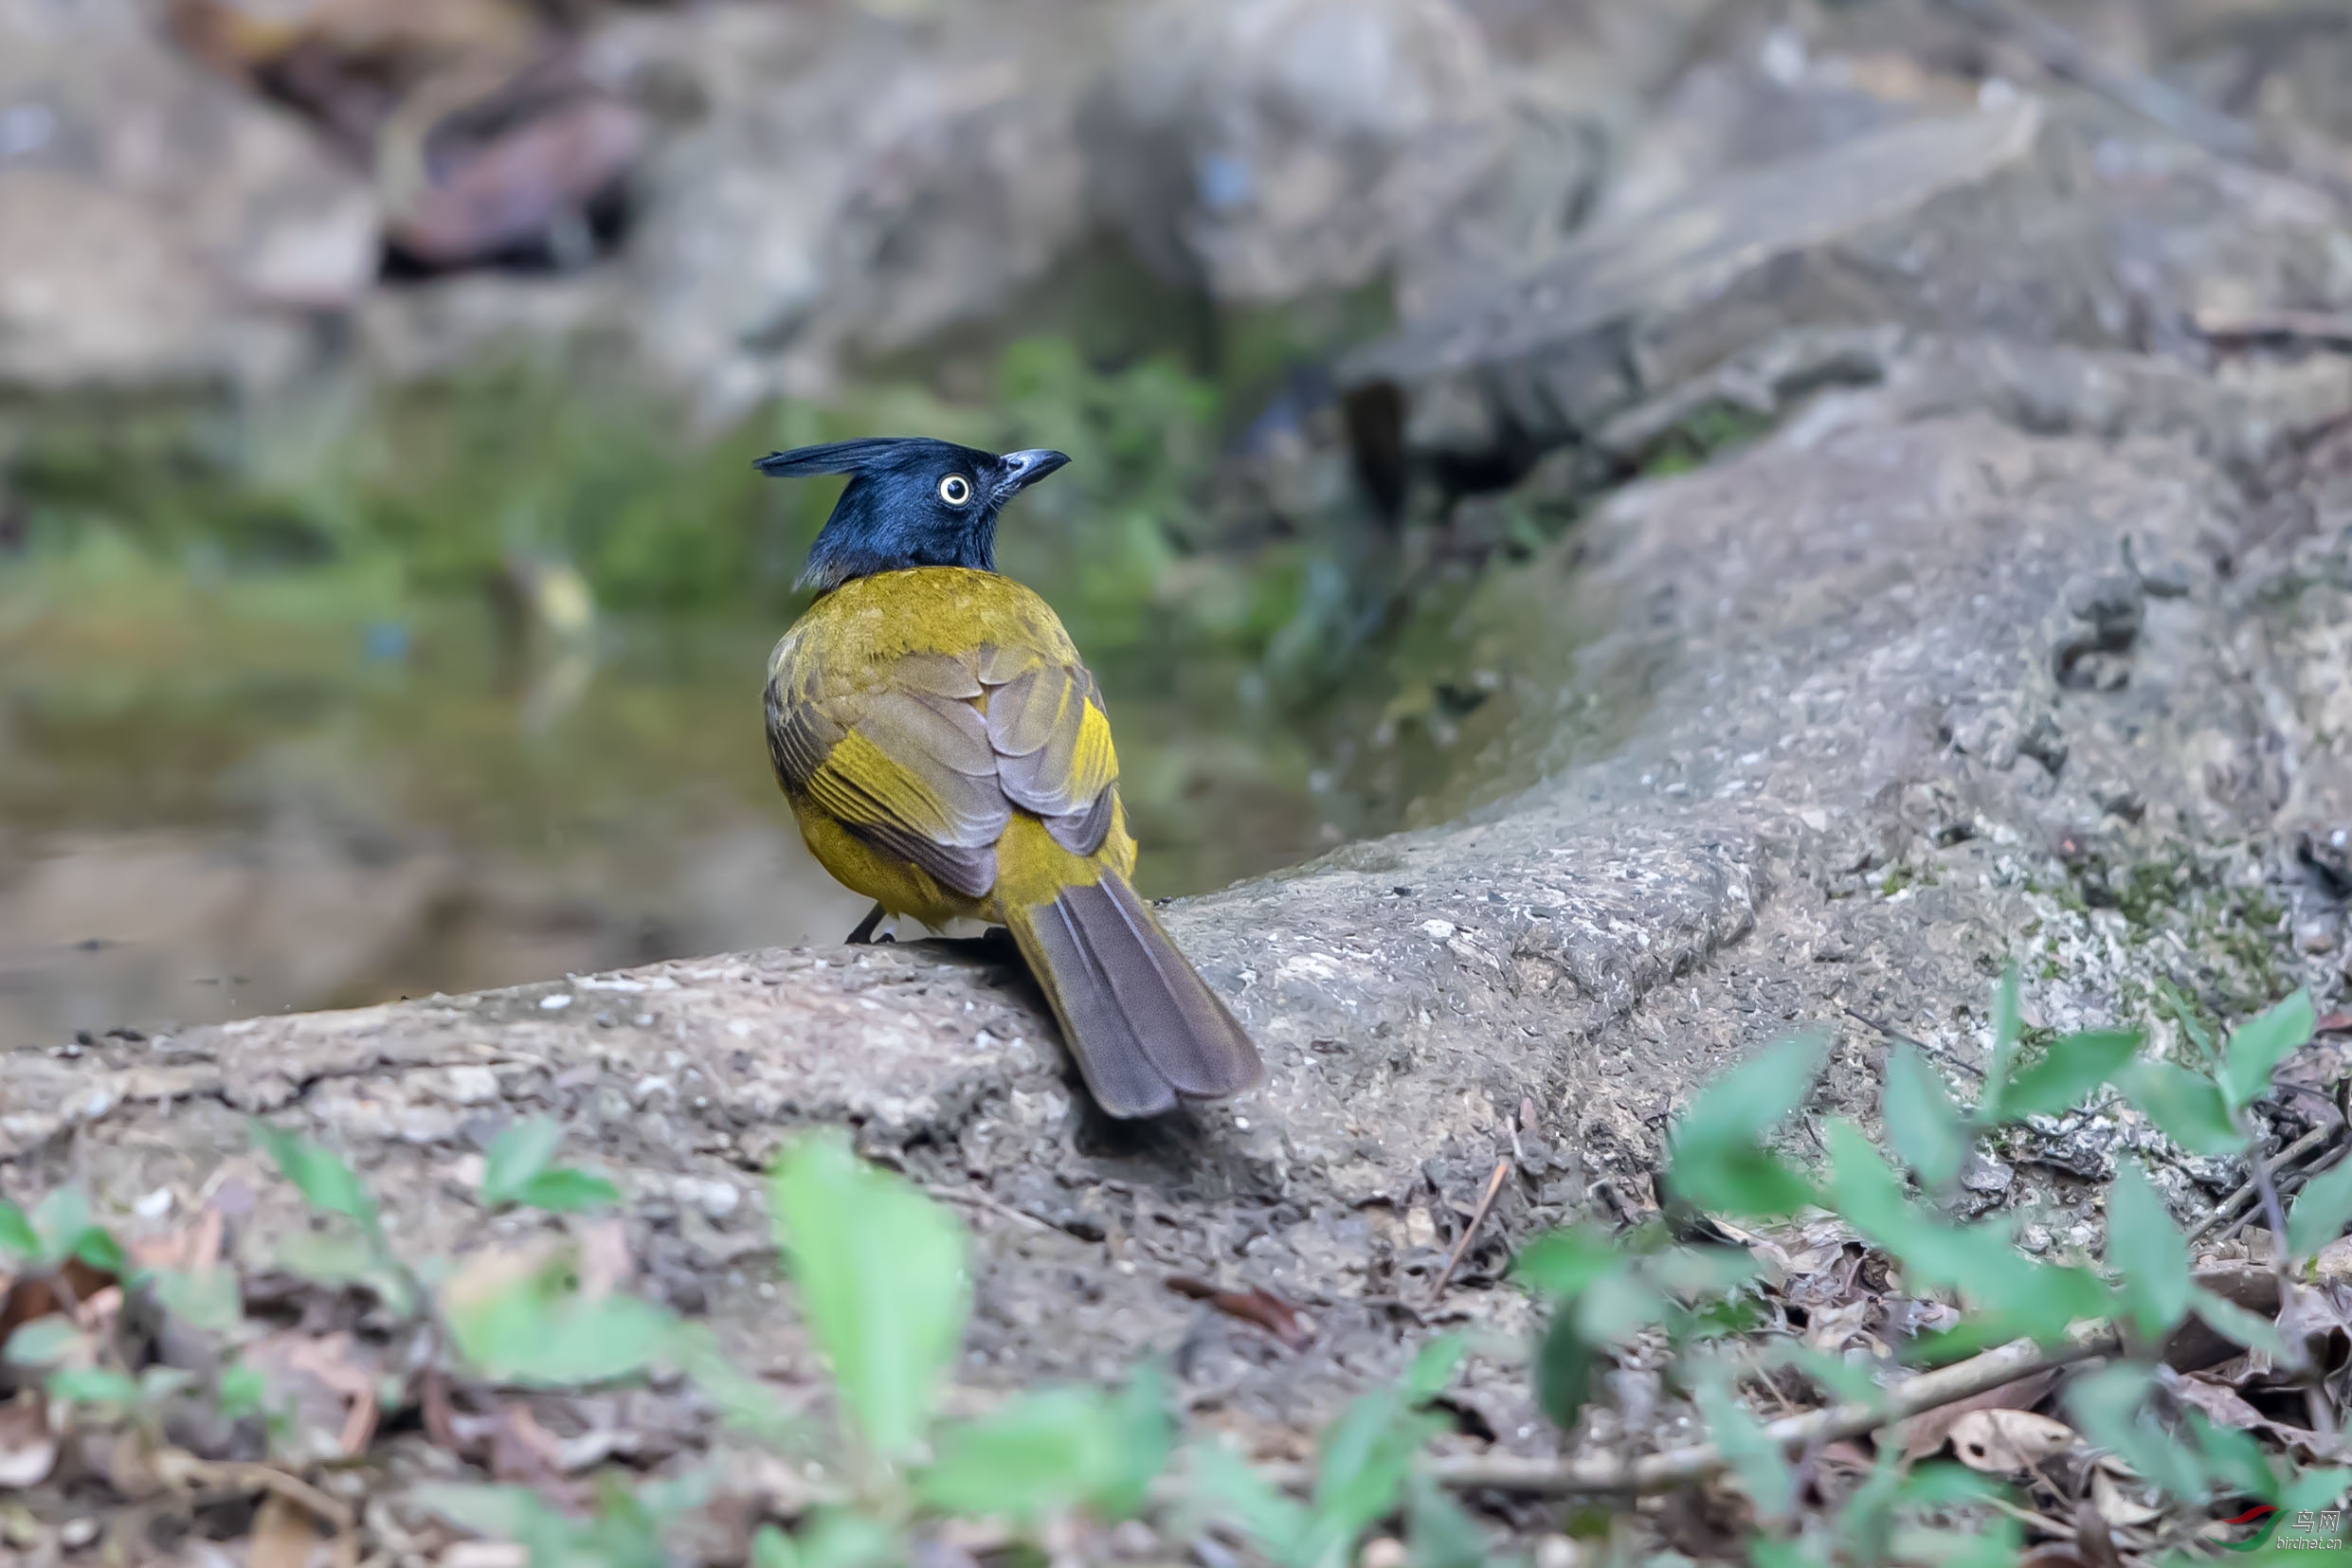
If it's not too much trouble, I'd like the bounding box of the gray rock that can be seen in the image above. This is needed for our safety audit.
[14,333,2351,1447]
[620,1,1096,412]
[1341,98,2091,469]
[1084,0,1583,305]
[0,0,376,390]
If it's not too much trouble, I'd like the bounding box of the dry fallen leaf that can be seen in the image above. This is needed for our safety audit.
[1164,1276,1315,1351]
[2090,1462,2163,1527]
[250,1493,320,1568]
[1949,1409,2077,1472]
[1895,1370,2058,1457]
[2074,1495,2126,1568]
[244,1331,383,1463]
[0,1396,56,1490]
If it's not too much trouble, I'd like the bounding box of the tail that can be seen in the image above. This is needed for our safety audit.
[1004,871,1264,1119]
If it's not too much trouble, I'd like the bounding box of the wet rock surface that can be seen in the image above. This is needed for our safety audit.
[12,322,2352,1453]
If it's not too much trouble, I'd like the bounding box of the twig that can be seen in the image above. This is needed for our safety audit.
[1842,1007,1984,1079]
[1337,1320,2115,1496]
[923,1184,1058,1235]
[1430,1160,1512,1301]
[1932,0,2352,212]
[2186,1124,2335,1245]
[2220,1146,2345,1244]
[1927,0,2261,159]
[158,1453,356,1532]
[1988,1494,2077,1541]
[2194,310,2352,349]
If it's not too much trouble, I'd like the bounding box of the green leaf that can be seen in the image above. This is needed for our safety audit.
[1999,1029,2142,1121]
[1181,1442,1310,1566]
[753,1514,901,1568]
[2289,1154,2352,1260]
[2107,1162,2191,1341]
[1511,1228,1619,1299]
[250,1123,378,1230]
[2281,1468,2352,1520]
[47,1366,141,1408]
[2120,1061,2247,1157]
[1671,1146,1818,1220]
[768,1130,968,1460]
[1695,1369,1795,1523]
[1573,1271,1668,1345]
[216,1362,268,1420]
[4,1317,82,1367]
[669,1321,798,1445]
[68,1226,125,1275]
[513,1167,623,1214]
[1667,1030,1828,1217]
[1404,1472,1487,1568]
[1981,963,2023,1122]
[1097,1363,1174,1521]
[1825,1122,2108,1345]
[1308,1394,1445,1563]
[921,1379,1168,1524]
[2157,980,2217,1068]
[416,1483,564,1549]
[2186,1413,2277,1505]
[2067,1362,2206,1504]
[1894,1464,2003,1508]
[1884,1042,1968,1189]
[1403,1334,1465,1403]
[273,1230,413,1316]
[1678,1027,1831,1139]
[445,1267,677,1389]
[2222,991,2316,1111]
[0,1201,35,1261]
[152,1268,245,1335]
[2188,1287,2289,1358]
[479,1118,563,1205]
[1533,1312,1596,1433]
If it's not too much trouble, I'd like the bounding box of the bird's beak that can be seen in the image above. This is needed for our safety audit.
[994,449,1071,500]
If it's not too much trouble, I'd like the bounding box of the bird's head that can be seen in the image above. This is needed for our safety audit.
[755,437,1072,592]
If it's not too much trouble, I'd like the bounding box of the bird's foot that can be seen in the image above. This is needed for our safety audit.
[844,902,894,945]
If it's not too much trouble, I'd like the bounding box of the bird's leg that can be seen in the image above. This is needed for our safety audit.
[844,902,894,945]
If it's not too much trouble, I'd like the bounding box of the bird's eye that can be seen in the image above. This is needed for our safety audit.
[938,474,972,506]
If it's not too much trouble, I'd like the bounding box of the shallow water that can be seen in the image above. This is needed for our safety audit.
[0,584,1347,1046]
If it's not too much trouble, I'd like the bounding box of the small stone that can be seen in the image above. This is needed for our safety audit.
[539,994,573,1012]
[680,1178,741,1219]
[1961,1153,2015,1195]
[1534,1536,1583,1568]
[60,1519,97,1548]
[439,1066,501,1105]
[1359,1538,1407,1568]
[134,1187,172,1220]
[1421,919,1456,941]
[2295,917,2339,955]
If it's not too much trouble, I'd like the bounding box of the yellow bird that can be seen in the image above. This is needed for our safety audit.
[757,438,1263,1119]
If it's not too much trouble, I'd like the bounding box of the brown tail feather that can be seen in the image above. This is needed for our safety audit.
[1004,872,1263,1119]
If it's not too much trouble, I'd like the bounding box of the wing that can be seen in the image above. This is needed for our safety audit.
[980,643,1119,856]
[768,638,1119,901]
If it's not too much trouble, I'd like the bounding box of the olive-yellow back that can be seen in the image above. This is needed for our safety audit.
[765,567,1260,1117]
